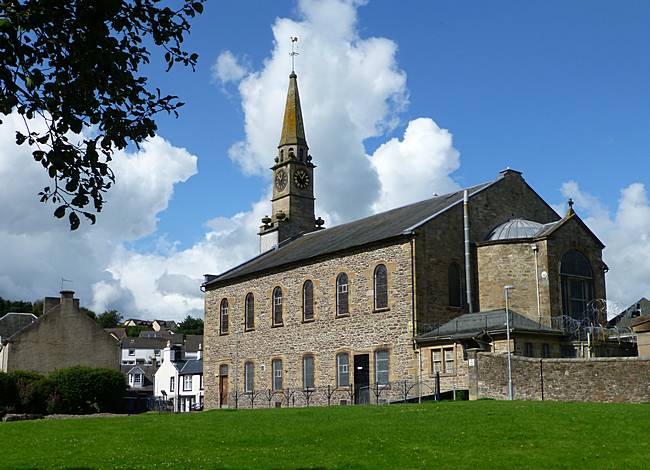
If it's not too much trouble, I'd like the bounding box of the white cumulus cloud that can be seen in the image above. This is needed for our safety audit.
[211,50,248,84]
[560,181,650,312]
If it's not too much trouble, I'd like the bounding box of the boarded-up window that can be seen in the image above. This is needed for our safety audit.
[245,293,255,330]
[303,355,315,390]
[303,280,314,321]
[448,263,463,307]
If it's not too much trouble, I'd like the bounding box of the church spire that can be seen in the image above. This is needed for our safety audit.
[278,72,307,148]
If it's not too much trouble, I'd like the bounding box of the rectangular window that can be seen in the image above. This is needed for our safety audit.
[134,374,141,384]
[272,359,283,391]
[524,342,534,357]
[336,353,349,387]
[128,349,135,356]
[444,348,455,374]
[154,349,160,356]
[542,343,550,358]
[432,350,442,373]
[183,375,192,391]
[303,356,315,390]
[170,376,175,392]
[375,350,389,385]
[244,362,254,393]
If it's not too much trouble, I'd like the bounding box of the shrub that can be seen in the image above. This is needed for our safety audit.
[0,372,18,414]
[9,371,55,414]
[48,366,126,414]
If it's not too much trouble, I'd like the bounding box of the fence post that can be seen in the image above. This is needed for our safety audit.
[435,371,440,401]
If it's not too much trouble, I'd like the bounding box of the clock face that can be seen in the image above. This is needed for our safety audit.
[293,169,310,189]
[275,169,288,191]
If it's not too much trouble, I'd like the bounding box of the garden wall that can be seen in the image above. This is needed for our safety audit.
[468,351,650,403]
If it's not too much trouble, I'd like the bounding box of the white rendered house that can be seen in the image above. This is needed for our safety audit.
[154,343,204,412]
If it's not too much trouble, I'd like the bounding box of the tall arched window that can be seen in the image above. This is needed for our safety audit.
[272,358,283,391]
[302,355,315,390]
[448,263,463,308]
[374,264,388,310]
[336,352,349,387]
[244,293,255,330]
[220,299,229,334]
[244,361,254,393]
[336,273,349,316]
[303,280,314,321]
[272,287,283,326]
[561,250,594,321]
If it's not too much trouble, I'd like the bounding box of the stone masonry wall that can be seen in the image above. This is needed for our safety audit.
[413,171,560,331]
[472,352,650,403]
[3,292,120,374]
[203,241,416,409]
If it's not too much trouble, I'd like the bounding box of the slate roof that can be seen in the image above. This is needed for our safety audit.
[206,180,497,287]
[121,364,157,389]
[608,298,650,328]
[182,334,203,353]
[416,309,562,343]
[121,336,168,350]
[179,359,203,376]
[0,312,37,341]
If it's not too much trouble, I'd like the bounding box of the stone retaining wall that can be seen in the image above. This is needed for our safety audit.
[469,351,650,403]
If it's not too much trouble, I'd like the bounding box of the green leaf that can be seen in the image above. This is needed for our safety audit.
[192,2,204,14]
[54,205,66,218]
[69,212,80,230]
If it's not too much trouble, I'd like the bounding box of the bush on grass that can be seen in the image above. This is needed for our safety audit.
[9,370,55,414]
[0,372,18,415]
[48,366,126,414]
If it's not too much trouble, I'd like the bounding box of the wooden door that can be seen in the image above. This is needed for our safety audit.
[219,364,229,408]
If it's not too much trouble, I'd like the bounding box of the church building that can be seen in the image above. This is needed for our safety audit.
[202,71,608,408]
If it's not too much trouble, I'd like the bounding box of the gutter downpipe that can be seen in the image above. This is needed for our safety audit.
[532,244,542,324]
[463,190,474,313]
[410,236,422,403]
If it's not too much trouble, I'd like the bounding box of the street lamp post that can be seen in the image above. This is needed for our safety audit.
[504,285,515,400]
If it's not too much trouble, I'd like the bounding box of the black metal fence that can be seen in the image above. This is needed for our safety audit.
[224,376,462,410]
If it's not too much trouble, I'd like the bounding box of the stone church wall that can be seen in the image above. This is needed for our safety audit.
[203,241,416,410]
[413,171,560,332]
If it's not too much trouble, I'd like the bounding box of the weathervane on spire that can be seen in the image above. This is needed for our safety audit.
[290,37,299,73]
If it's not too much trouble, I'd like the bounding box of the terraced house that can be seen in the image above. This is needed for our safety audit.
[202,71,608,408]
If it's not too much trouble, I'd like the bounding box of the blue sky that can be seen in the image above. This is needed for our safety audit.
[1,0,649,319]
[147,0,650,249]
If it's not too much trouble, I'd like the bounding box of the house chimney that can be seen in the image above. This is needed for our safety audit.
[196,343,202,360]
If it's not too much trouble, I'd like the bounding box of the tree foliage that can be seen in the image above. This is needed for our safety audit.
[0,0,205,229]
[176,314,203,335]
[0,297,33,316]
[95,309,122,328]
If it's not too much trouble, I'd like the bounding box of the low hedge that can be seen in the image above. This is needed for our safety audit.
[0,367,126,415]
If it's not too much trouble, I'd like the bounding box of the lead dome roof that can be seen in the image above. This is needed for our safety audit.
[487,218,546,241]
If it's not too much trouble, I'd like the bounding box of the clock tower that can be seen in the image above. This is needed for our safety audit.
[259,71,324,251]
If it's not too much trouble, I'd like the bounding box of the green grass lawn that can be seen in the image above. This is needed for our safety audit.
[1,401,649,469]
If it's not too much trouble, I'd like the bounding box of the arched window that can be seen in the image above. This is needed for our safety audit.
[374,264,388,310]
[448,263,463,308]
[374,350,389,385]
[220,299,229,334]
[302,355,315,390]
[561,250,594,321]
[303,280,314,321]
[272,358,283,391]
[244,293,255,330]
[272,287,283,326]
[336,352,349,387]
[244,361,254,393]
[336,273,349,316]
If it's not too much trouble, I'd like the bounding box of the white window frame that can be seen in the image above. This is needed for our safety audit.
[183,375,192,392]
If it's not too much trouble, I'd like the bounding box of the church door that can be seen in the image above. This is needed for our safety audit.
[353,354,370,404]
[219,365,229,408]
